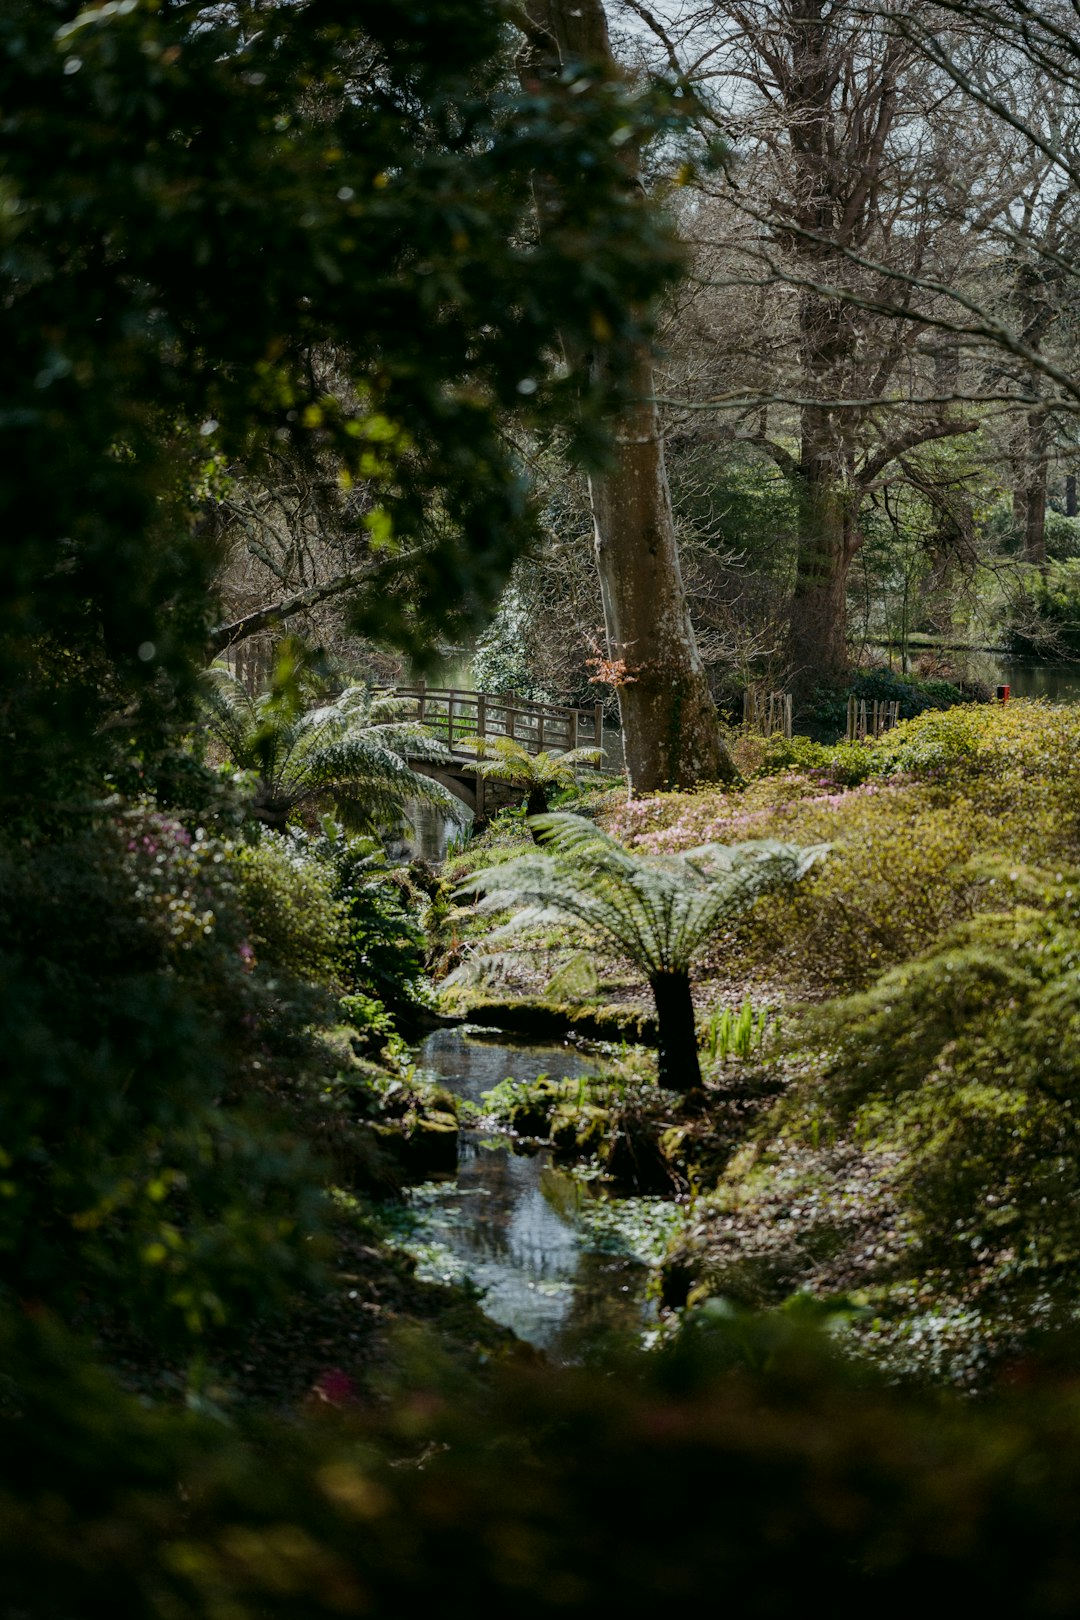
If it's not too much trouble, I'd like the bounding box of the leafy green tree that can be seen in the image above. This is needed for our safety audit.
[454,812,825,1089]
[0,811,331,1343]
[204,670,462,830]
[458,735,606,825]
[1,0,685,806]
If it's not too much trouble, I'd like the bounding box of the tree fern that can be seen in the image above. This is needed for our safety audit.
[452,812,826,1091]
[456,735,606,826]
[203,671,464,832]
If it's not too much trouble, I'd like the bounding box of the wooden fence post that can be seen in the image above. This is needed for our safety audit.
[594,702,604,752]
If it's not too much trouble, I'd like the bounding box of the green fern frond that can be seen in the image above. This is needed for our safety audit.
[452,812,827,981]
[455,736,606,790]
[201,677,463,827]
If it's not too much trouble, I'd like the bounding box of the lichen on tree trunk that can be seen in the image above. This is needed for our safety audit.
[789,439,861,692]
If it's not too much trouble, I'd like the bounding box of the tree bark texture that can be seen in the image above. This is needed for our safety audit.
[775,4,904,690]
[1023,408,1049,565]
[649,970,702,1093]
[789,393,861,687]
[522,0,736,792]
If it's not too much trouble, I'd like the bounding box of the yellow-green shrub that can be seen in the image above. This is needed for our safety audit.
[795,872,1080,1283]
[735,795,997,990]
[602,705,1080,996]
[231,833,345,986]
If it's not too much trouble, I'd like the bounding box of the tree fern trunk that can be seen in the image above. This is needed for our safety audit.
[527,785,550,842]
[649,970,701,1092]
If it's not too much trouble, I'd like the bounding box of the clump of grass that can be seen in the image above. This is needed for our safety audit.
[702,997,771,1061]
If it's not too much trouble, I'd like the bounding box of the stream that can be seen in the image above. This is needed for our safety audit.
[392,1029,682,1360]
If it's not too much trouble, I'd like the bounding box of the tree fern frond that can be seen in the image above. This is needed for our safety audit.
[452,738,607,799]
[454,813,828,980]
[202,668,260,764]
[201,676,461,827]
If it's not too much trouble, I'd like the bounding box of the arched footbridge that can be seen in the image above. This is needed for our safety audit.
[388,685,608,817]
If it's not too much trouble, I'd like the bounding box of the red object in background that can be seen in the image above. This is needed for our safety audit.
[996,684,1010,702]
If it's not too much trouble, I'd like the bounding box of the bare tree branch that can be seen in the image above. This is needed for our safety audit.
[207,548,428,656]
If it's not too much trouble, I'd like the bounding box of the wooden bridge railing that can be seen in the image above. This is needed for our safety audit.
[391,685,605,757]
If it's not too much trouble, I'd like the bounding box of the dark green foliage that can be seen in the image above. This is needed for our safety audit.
[801,667,969,742]
[0,0,683,1350]
[325,836,428,1009]
[14,1306,1080,1614]
[0,818,328,1342]
[0,0,686,805]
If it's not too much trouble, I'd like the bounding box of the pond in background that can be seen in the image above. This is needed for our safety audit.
[868,643,1080,704]
[993,658,1080,703]
[392,1030,682,1359]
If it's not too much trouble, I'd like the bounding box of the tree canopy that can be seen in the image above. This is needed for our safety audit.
[1,0,685,803]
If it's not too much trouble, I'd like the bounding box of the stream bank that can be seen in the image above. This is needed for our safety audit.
[385,1029,684,1359]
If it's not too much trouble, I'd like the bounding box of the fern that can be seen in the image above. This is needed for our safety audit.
[203,670,464,831]
[452,812,825,1091]
[456,735,605,824]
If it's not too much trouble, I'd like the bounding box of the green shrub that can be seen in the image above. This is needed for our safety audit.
[608,706,1080,995]
[306,827,429,1009]
[796,873,1080,1289]
[735,793,994,991]
[0,816,327,1344]
[758,734,876,786]
[231,834,345,988]
[802,667,969,742]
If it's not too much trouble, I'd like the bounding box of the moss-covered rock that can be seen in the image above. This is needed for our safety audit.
[452,996,658,1046]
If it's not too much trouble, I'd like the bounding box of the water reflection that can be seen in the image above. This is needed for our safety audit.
[995,659,1080,703]
[416,1027,593,1106]
[405,1032,662,1358]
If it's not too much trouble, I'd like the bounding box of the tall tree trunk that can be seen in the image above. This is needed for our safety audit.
[789,391,860,690]
[521,0,736,793]
[1066,473,1076,518]
[589,353,734,790]
[1023,408,1048,565]
[648,970,702,1093]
